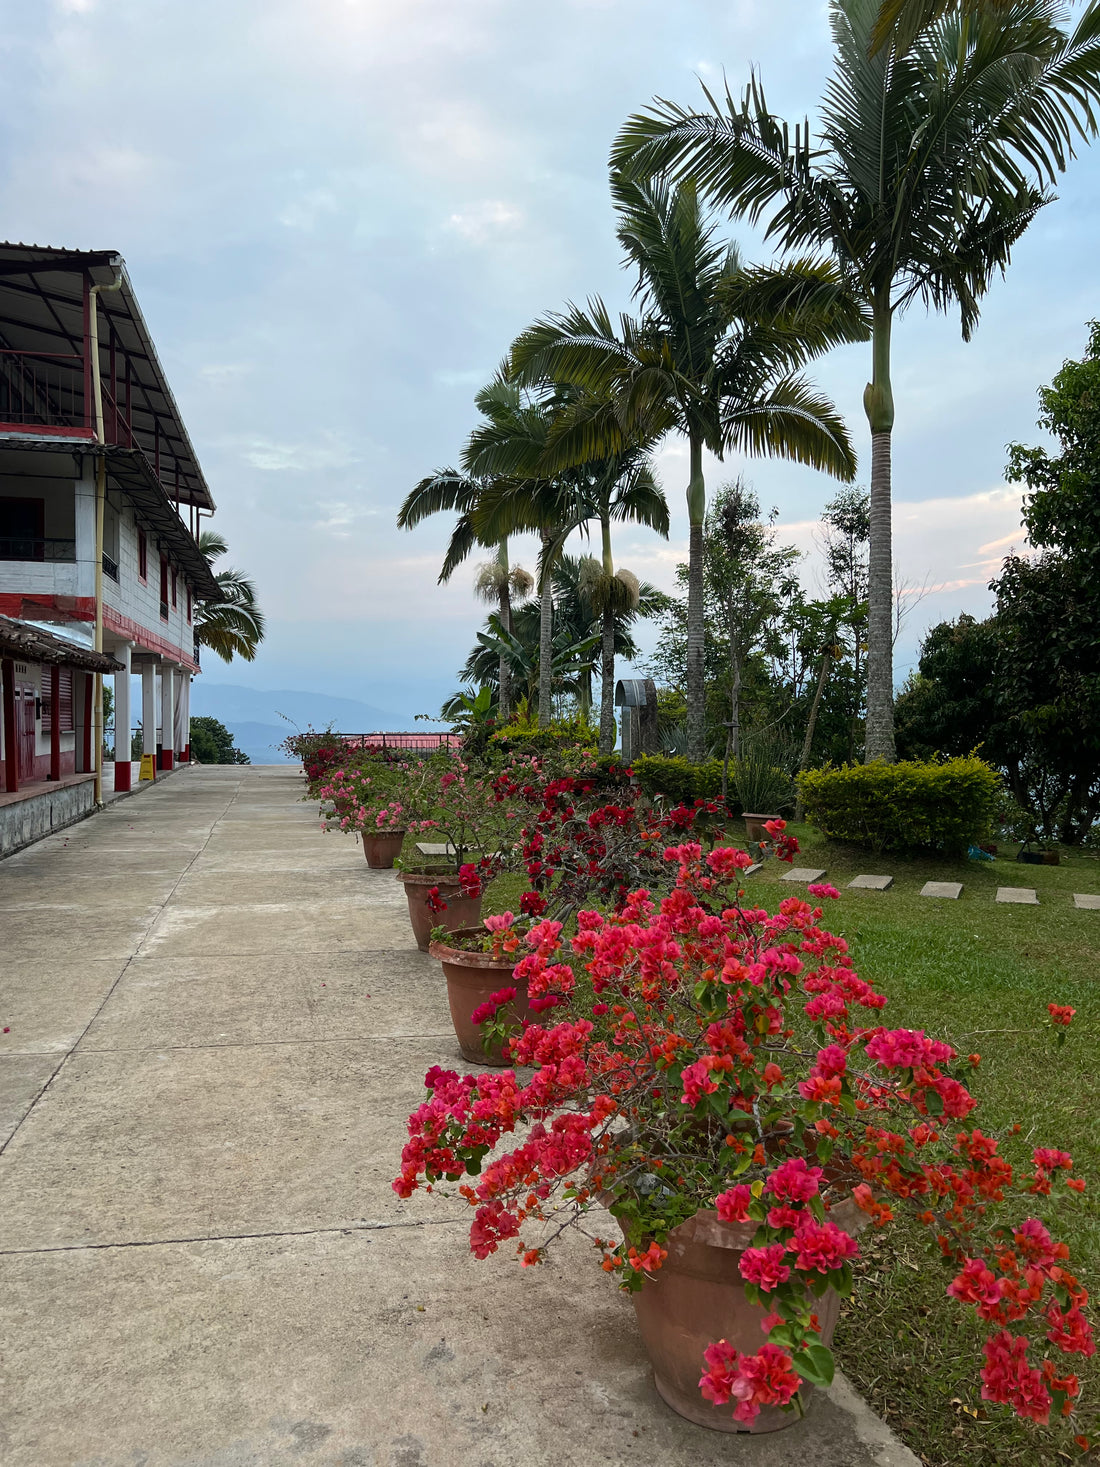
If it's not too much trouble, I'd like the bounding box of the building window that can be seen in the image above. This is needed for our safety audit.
[186,586,192,623]
[0,496,45,561]
[41,669,74,734]
[171,568,178,608]
[138,530,147,581]
[159,557,169,620]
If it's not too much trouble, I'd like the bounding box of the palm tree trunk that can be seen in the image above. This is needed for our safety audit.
[497,539,512,723]
[599,513,617,755]
[537,529,554,726]
[686,432,707,763]
[599,606,616,755]
[863,302,896,763]
[795,645,833,820]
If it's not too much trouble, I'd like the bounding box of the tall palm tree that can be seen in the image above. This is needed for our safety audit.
[396,464,531,720]
[194,530,265,663]
[510,173,863,761]
[615,0,1100,759]
[470,405,669,749]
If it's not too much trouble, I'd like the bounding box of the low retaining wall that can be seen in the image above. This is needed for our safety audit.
[0,778,96,859]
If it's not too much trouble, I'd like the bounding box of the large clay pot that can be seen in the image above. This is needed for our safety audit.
[743,813,781,845]
[631,1199,866,1434]
[398,869,483,952]
[362,829,406,869]
[428,928,532,1065]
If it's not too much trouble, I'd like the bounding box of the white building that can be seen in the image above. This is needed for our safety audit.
[0,243,223,848]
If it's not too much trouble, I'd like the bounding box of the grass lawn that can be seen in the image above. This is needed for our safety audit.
[721,825,1100,1466]
[482,822,1100,1465]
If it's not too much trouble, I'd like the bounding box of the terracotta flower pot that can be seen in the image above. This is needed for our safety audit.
[398,869,483,952]
[631,1199,866,1434]
[428,928,532,1065]
[743,813,781,845]
[362,829,406,869]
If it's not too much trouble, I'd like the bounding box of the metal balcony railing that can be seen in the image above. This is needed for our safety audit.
[0,349,89,434]
[0,536,77,562]
[102,552,120,582]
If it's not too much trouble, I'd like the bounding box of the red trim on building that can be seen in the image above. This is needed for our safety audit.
[102,607,198,672]
[81,673,93,774]
[0,593,96,622]
[0,423,96,440]
[114,756,131,792]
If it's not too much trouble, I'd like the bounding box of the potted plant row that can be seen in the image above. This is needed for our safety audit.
[394,832,1091,1440]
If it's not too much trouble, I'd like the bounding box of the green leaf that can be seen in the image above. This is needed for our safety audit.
[792,1343,835,1389]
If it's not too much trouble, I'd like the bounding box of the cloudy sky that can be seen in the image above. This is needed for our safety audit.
[4,0,1097,721]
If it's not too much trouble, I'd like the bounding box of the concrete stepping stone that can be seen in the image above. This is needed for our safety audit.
[781,867,827,884]
[997,887,1039,905]
[415,842,455,857]
[848,874,893,891]
[921,881,962,899]
[1074,894,1100,910]
[742,863,763,877]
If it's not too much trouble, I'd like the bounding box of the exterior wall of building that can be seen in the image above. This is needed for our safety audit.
[0,656,81,791]
[102,486,196,668]
[1,459,199,670]
[0,775,96,858]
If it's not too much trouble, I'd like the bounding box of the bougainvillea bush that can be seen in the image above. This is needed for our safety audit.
[394,834,1091,1433]
[318,762,413,837]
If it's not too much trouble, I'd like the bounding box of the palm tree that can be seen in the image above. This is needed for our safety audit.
[871,0,1012,53]
[194,530,265,663]
[396,464,531,720]
[470,406,669,750]
[615,0,1100,759]
[510,173,862,762]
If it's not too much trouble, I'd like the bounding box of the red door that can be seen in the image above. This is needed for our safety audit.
[16,683,35,782]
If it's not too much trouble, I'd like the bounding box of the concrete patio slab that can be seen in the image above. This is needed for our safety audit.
[0,1035,465,1250]
[0,1054,61,1145]
[1073,893,1100,910]
[996,887,1039,905]
[780,867,827,884]
[138,898,418,958]
[920,881,962,899]
[0,1224,918,1467]
[80,950,452,1051]
[0,956,126,1054]
[848,874,893,891]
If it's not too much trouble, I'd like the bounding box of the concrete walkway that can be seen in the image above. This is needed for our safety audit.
[0,766,918,1467]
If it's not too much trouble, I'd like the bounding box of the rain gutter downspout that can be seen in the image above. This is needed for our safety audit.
[89,263,124,805]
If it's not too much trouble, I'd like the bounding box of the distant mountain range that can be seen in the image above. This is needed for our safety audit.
[190,684,445,764]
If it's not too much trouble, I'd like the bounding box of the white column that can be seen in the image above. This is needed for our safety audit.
[181,672,191,759]
[113,643,132,791]
[142,661,157,768]
[174,667,187,757]
[160,663,175,770]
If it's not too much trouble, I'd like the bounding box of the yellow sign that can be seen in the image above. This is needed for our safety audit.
[138,754,156,782]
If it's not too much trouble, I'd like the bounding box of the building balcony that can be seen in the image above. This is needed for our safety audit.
[1,537,77,562]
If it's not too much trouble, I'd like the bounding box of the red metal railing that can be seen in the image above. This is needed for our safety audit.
[339,733,461,751]
[0,350,92,436]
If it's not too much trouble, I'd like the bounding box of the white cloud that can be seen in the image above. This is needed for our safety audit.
[444,200,524,242]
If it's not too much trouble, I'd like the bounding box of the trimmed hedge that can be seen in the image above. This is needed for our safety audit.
[797,756,1000,854]
[491,713,598,756]
[633,754,729,807]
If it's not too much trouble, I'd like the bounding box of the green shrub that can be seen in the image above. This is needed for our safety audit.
[491,711,598,755]
[633,754,729,807]
[797,756,1000,854]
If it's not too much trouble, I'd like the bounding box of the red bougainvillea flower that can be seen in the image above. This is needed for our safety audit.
[1048,1004,1076,1027]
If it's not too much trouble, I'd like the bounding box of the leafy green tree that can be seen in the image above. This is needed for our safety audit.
[194,530,265,664]
[189,715,249,765]
[511,172,862,762]
[616,0,1100,761]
